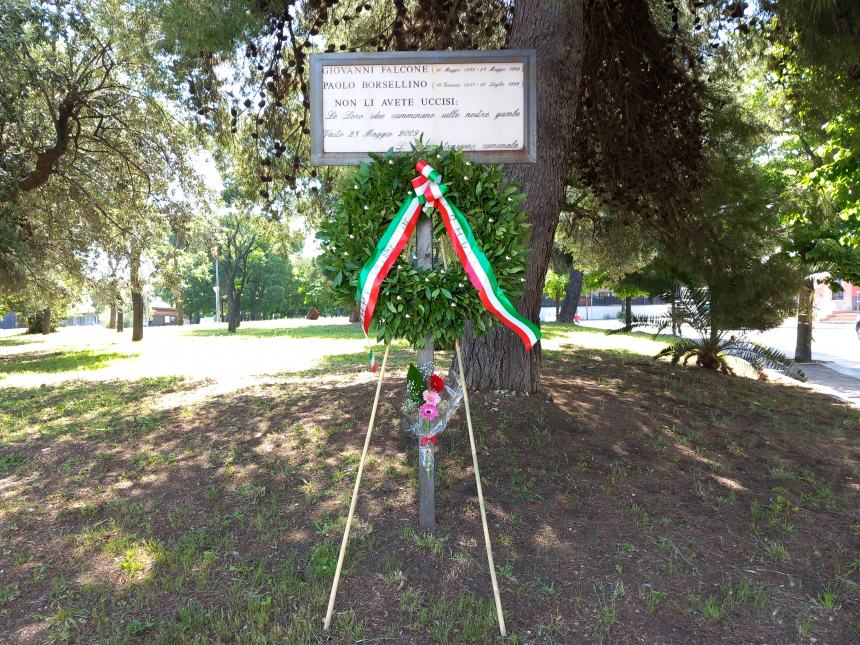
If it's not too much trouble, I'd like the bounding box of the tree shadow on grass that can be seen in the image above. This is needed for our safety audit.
[0,376,185,442]
[541,321,678,343]
[0,349,136,374]
[1,347,858,643]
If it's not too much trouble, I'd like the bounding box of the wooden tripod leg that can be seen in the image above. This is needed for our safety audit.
[323,343,392,631]
[455,340,507,637]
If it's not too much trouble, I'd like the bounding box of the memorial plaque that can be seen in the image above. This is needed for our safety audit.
[310,50,536,164]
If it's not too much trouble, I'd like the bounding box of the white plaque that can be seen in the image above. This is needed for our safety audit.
[310,50,536,165]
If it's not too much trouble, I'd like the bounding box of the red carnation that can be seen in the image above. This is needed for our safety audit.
[429,374,444,392]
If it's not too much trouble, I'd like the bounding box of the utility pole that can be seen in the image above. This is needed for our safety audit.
[416,211,435,531]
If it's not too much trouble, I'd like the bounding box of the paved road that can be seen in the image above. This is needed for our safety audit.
[791,362,860,408]
[752,322,860,407]
[750,320,860,380]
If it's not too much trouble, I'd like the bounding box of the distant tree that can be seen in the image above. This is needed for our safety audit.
[543,269,569,320]
[181,263,216,323]
[154,210,215,325]
[700,1,860,360]
[217,210,266,333]
[0,1,189,292]
[743,44,860,360]
[300,256,340,315]
[242,248,288,320]
[611,284,647,332]
[0,265,78,334]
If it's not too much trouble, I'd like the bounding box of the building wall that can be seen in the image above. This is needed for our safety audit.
[814,278,859,318]
[60,313,100,326]
[1,312,21,329]
[540,303,670,323]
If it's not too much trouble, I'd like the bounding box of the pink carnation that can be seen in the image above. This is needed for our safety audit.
[419,403,439,420]
[423,389,441,405]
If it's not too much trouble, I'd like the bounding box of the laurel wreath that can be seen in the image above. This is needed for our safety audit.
[317,144,531,346]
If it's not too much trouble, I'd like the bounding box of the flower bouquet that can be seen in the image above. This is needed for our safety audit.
[402,364,463,475]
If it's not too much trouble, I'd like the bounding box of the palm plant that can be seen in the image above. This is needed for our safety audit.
[626,285,807,381]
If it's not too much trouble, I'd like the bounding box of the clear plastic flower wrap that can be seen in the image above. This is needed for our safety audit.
[401,367,463,441]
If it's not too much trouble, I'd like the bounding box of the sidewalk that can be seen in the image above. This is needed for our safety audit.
[798,362,860,409]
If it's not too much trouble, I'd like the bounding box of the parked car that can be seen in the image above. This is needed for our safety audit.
[856,314,860,340]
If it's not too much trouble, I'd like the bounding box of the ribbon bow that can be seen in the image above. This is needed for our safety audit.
[355,160,541,349]
[420,435,438,447]
[411,160,448,209]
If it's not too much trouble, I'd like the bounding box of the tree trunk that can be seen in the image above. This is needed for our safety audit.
[108,302,116,329]
[795,277,814,362]
[349,304,360,323]
[130,252,144,342]
[116,306,124,333]
[131,291,144,341]
[554,297,560,319]
[226,278,244,333]
[670,294,678,336]
[41,306,51,334]
[456,0,584,393]
[175,296,185,326]
[251,293,261,321]
[227,283,238,333]
[559,267,583,322]
[172,249,185,326]
[624,296,633,331]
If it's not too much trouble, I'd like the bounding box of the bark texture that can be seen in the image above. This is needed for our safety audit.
[15,94,76,194]
[172,250,185,325]
[108,303,116,330]
[795,277,814,362]
[227,284,241,333]
[624,296,633,331]
[116,308,124,333]
[456,0,584,393]
[41,307,51,335]
[558,267,584,322]
[130,251,144,342]
[175,298,185,326]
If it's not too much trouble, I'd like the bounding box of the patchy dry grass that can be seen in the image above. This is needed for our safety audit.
[0,350,135,375]
[0,322,858,643]
[185,323,368,340]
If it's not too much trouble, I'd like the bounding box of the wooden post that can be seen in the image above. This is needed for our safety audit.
[324,344,392,631]
[455,340,507,637]
[416,211,435,531]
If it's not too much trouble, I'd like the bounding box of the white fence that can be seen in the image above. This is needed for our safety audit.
[540,303,670,323]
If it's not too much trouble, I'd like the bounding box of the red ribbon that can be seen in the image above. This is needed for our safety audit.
[420,435,438,447]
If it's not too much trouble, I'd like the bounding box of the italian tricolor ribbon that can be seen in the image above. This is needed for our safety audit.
[356,160,541,350]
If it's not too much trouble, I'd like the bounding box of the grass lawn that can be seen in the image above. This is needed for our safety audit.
[1,321,858,643]
[185,323,367,340]
[0,350,136,375]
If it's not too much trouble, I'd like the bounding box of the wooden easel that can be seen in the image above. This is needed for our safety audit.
[322,340,507,637]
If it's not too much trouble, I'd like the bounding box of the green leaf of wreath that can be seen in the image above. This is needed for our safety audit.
[317,143,532,347]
